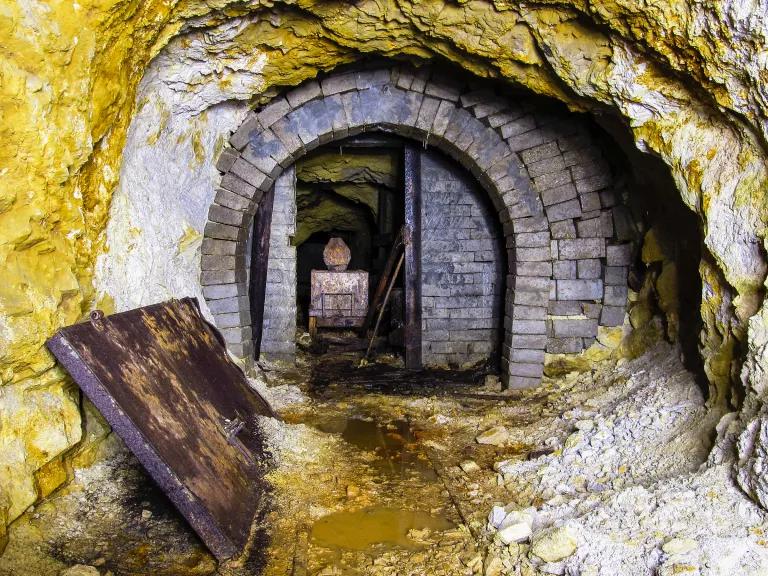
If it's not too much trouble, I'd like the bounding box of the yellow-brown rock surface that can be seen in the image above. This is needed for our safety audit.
[1,0,767,533]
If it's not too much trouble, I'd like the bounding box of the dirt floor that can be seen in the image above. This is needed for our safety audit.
[2,341,768,576]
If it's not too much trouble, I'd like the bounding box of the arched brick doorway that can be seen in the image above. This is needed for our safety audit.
[202,66,630,388]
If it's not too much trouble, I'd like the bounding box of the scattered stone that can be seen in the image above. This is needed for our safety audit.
[662,537,698,555]
[575,419,594,431]
[141,509,152,520]
[59,566,100,576]
[530,526,577,563]
[460,460,481,474]
[476,426,510,446]
[488,505,506,529]
[497,521,532,544]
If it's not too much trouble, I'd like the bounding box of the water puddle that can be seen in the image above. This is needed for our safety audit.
[287,414,439,480]
[310,507,454,551]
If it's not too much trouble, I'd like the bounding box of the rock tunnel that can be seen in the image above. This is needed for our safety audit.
[1,2,768,575]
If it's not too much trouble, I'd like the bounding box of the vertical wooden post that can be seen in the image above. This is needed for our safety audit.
[249,185,275,360]
[403,144,422,369]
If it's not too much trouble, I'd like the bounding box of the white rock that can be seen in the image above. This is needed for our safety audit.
[488,505,506,529]
[497,521,532,544]
[662,537,698,555]
[476,426,510,446]
[531,525,578,563]
[460,460,481,474]
[575,419,595,431]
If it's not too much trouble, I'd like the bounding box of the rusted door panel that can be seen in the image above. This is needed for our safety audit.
[46,298,275,561]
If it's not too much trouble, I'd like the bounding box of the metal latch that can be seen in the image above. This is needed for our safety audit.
[219,414,256,466]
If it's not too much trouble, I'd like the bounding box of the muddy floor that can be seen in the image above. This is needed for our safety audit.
[2,342,768,576]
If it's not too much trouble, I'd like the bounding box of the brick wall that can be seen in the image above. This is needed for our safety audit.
[260,167,297,362]
[421,150,504,368]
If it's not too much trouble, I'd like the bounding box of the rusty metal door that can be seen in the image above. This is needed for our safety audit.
[47,298,275,560]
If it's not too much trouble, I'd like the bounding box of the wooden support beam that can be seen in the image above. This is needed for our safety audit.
[249,185,275,360]
[403,144,423,369]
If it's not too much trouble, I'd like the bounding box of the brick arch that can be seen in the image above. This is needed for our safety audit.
[203,66,630,388]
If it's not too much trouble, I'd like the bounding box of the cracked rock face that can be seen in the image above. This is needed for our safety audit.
[1,0,768,540]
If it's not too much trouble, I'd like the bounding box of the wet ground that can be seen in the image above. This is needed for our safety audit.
[4,342,754,576]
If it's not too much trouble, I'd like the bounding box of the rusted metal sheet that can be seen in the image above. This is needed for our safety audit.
[309,270,369,328]
[46,298,276,561]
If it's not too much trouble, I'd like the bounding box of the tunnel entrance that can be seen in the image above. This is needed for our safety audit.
[256,133,506,373]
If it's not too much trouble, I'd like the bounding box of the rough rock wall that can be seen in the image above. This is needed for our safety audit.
[1,0,767,539]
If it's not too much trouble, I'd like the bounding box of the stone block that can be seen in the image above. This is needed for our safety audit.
[510,348,546,363]
[257,97,291,128]
[509,362,544,378]
[202,282,246,300]
[510,334,547,349]
[201,254,238,271]
[209,204,248,227]
[500,115,536,139]
[599,189,617,208]
[575,217,602,238]
[510,319,547,334]
[548,301,581,316]
[553,260,577,279]
[516,246,551,262]
[204,221,242,242]
[546,337,582,354]
[582,302,602,319]
[511,215,549,233]
[534,169,572,192]
[215,147,239,173]
[214,188,252,212]
[570,160,609,181]
[424,79,461,101]
[219,173,257,198]
[606,244,633,266]
[612,206,636,241]
[550,219,577,239]
[558,238,605,259]
[575,172,612,194]
[580,191,601,212]
[213,309,251,329]
[202,238,241,256]
[527,155,566,178]
[431,100,457,137]
[516,231,550,247]
[512,288,549,306]
[556,279,603,300]
[506,128,553,151]
[521,141,560,164]
[395,67,415,90]
[577,259,602,279]
[540,183,577,208]
[230,158,271,190]
[551,318,598,338]
[514,261,552,276]
[545,199,582,222]
[321,73,356,96]
[206,296,249,315]
[513,305,547,320]
[604,285,628,306]
[472,100,507,119]
[506,374,541,389]
[487,107,524,128]
[201,268,246,286]
[286,79,322,108]
[355,69,390,90]
[604,266,627,285]
[229,113,262,150]
[600,306,626,326]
